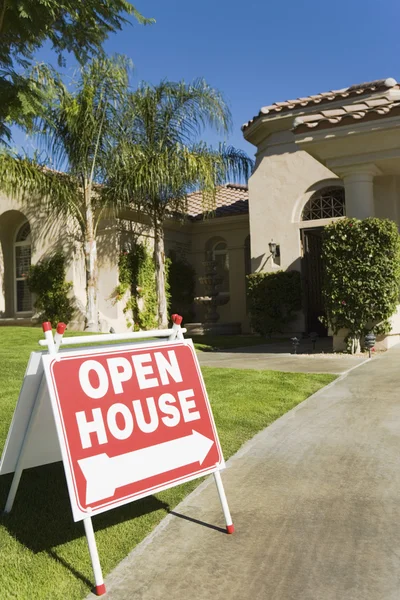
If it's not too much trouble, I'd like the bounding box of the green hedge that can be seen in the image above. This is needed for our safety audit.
[27,252,74,324]
[322,217,400,352]
[247,270,302,335]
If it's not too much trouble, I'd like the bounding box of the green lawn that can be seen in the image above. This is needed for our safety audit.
[0,326,335,599]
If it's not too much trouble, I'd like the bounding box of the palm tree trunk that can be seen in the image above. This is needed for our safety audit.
[84,189,99,331]
[154,219,168,328]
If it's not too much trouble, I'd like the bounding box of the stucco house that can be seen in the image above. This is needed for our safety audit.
[2,77,400,345]
[243,77,400,349]
[0,183,250,331]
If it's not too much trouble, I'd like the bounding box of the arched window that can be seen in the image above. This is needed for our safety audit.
[14,221,32,313]
[302,186,345,221]
[212,240,229,293]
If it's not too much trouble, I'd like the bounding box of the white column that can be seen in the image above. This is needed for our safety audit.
[341,165,381,219]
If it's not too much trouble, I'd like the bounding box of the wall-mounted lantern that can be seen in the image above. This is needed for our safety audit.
[269,241,280,259]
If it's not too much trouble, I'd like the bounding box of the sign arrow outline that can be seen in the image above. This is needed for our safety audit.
[78,429,215,505]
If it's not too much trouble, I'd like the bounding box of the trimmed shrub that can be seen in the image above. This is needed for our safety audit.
[247,270,302,335]
[27,252,74,324]
[322,217,400,352]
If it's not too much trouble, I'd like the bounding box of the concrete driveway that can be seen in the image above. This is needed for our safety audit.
[88,346,400,600]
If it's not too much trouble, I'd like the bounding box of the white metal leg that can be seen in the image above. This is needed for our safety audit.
[214,470,234,534]
[4,377,45,513]
[83,517,106,596]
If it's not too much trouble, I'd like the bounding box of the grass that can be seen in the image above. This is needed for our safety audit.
[0,326,335,599]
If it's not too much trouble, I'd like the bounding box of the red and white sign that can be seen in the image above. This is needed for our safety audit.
[42,340,224,521]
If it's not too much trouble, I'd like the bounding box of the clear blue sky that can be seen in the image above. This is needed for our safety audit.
[12,0,400,159]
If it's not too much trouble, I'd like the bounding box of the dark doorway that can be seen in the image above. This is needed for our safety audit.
[301,228,328,336]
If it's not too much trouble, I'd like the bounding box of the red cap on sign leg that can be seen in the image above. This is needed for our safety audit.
[56,322,67,334]
[42,322,52,332]
[226,524,235,534]
[95,584,106,596]
[171,314,183,325]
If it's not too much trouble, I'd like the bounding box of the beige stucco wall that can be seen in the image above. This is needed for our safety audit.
[0,188,250,333]
[247,131,339,333]
[249,131,338,276]
[0,193,129,331]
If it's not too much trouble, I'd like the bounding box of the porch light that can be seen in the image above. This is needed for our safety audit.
[269,241,278,258]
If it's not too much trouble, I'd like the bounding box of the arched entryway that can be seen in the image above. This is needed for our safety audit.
[0,210,33,317]
[300,186,345,335]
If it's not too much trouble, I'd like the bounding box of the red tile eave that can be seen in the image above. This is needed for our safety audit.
[294,103,400,135]
[243,81,400,132]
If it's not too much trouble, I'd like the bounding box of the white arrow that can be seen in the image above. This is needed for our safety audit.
[77,430,215,505]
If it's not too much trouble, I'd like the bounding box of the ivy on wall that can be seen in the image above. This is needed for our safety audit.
[321,217,400,353]
[247,270,302,335]
[115,242,158,331]
[27,252,74,324]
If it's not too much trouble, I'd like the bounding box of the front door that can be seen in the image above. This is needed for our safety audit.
[301,228,327,336]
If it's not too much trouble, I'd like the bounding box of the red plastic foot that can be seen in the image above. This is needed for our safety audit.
[95,584,106,596]
[226,524,235,534]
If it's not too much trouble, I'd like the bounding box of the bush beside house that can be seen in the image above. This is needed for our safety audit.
[321,217,400,353]
[27,252,74,324]
[247,270,302,335]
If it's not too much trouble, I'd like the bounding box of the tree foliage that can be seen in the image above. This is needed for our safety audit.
[0,55,131,329]
[107,79,253,327]
[27,251,74,324]
[247,271,302,335]
[321,218,400,352]
[0,0,153,143]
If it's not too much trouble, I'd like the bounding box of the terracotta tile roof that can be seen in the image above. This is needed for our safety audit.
[242,78,399,132]
[293,96,400,133]
[186,183,248,220]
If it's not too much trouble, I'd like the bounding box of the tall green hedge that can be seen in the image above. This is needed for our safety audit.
[322,217,400,352]
[247,270,302,335]
[27,252,74,324]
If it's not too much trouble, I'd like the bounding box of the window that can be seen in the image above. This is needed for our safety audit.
[302,187,345,221]
[212,240,229,293]
[15,221,32,313]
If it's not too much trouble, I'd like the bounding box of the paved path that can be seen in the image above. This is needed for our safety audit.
[88,347,400,600]
[197,343,367,374]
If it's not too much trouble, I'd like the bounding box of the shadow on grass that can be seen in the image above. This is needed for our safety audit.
[0,462,169,586]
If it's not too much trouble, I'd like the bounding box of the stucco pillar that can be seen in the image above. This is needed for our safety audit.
[341,165,381,219]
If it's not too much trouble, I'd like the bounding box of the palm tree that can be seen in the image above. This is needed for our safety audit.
[108,80,253,328]
[0,55,130,330]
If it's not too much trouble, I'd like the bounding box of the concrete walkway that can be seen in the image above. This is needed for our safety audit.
[88,347,400,600]
[197,343,367,374]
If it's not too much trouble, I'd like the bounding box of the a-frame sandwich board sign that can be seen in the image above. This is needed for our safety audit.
[0,316,234,596]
